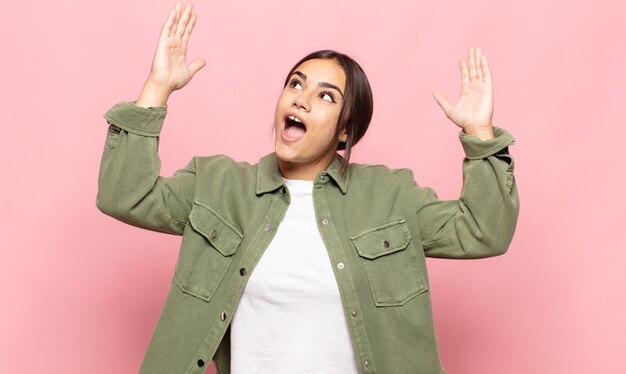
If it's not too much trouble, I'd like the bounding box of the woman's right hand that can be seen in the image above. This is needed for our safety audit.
[136,1,206,107]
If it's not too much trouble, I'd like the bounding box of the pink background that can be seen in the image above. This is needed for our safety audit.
[2,0,625,372]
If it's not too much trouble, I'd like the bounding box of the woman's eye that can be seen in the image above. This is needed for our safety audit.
[289,79,302,90]
[321,92,335,103]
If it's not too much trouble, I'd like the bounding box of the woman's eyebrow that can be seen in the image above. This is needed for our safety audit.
[292,71,344,97]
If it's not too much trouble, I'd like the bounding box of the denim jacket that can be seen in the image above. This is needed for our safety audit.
[96,101,519,374]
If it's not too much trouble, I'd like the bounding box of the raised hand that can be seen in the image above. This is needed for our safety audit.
[433,47,494,140]
[136,1,206,107]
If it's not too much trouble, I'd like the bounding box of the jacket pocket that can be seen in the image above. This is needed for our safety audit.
[350,219,428,307]
[174,200,243,302]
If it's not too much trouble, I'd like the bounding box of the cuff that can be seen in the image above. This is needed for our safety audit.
[459,126,515,159]
[103,101,168,137]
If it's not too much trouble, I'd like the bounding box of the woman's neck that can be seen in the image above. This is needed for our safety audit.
[278,160,328,181]
[278,152,336,181]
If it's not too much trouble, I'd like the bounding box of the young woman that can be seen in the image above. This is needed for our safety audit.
[96,2,519,373]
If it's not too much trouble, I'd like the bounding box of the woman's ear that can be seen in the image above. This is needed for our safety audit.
[338,128,348,143]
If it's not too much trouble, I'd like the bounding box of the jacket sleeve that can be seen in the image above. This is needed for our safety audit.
[411,127,519,259]
[95,101,196,236]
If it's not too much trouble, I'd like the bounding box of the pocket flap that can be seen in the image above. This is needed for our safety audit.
[189,200,243,256]
[350,219,411,259]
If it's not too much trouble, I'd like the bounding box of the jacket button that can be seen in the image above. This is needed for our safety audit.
[240,267,247,276]
[322,218,329,225]
[364,360,370,368]
[337,262,344,269]
[220,311,227,321]
[351,310,357,317]
[264,223,273,232]
[506,173,514,189]
[197,359,205,367]
[382,240,389,248]
[210,229,218,239]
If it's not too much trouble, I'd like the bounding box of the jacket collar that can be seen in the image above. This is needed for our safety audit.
[256,151,349,195]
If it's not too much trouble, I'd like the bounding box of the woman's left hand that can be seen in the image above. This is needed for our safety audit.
[433,47,494,140]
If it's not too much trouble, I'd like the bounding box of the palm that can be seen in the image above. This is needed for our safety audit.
[433,48,494,131]
[147,1,205,91]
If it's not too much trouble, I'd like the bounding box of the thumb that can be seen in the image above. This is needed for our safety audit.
[188,57,207,77]
[432,91,452,116]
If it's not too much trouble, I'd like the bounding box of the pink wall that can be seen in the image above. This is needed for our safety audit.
[2,0,624,372]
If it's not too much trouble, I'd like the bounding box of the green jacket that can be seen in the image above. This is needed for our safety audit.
[96,101,519,374]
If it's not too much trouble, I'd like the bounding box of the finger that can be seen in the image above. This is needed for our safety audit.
[176,2,193,38]
[188,57,207,77]
[170,1,183,38]
[480,54,492,85]
[160,8,176,40]
[475,48,483,81]
[182,12,197,46]
[460,59,469,85]
[468,47,477,80]
[433,91,452,115]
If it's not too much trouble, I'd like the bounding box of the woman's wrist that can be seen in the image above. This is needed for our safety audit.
[463,125,494,141]
[135,80,173,108]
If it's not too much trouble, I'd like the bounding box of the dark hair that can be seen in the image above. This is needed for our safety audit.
[278,50,374,174]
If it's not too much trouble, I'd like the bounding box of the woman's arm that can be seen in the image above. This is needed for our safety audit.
[411,128,519,259]
[412,48,519,258]
[96,103,196,235]
[95,1,205,235]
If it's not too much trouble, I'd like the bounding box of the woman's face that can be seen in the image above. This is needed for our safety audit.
[274,58,347,179]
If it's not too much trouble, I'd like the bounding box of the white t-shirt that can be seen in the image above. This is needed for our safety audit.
[230,178,359,374]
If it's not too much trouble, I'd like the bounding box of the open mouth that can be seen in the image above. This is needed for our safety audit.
[283,114,307,139]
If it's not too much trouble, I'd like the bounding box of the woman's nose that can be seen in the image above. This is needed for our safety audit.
[292,91,311,111]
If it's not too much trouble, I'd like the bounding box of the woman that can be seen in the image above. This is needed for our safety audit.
[96,2,519,373]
